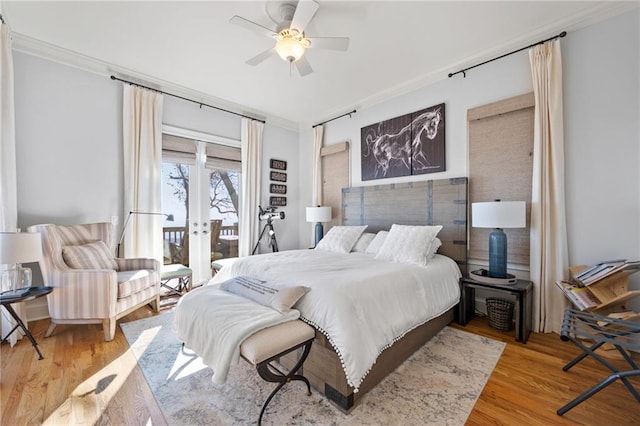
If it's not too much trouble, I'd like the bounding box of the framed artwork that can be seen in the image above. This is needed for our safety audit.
[270,159,287,170]
[360,103,445,181]
[270,184,287,194]
[270,171,287,182]
[270,196,287,206]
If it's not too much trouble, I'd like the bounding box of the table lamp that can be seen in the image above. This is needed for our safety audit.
[0,232,43,296]
[472,200,526,278]
[306,206,332,247]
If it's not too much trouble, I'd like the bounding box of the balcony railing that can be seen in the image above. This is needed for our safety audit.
[162,223,238,265]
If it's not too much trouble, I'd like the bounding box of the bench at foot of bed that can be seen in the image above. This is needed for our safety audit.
[240,320,315,425]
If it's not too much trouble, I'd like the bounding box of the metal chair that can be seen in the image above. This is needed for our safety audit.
[557,307,640,415]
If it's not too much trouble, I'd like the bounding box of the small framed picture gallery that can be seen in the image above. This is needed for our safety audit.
[270,184,287,194]
[270,171,287,182]
[270,159,287,171]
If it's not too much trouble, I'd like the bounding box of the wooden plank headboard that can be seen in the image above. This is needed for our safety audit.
[342,177,468,273]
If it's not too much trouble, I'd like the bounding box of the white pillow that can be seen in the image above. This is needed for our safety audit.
[220,276,310,313]
[426,237,443,262]
[351,232,376,253]
[375,224,443,266]
[365,231,389,255]
[315,225,368,253]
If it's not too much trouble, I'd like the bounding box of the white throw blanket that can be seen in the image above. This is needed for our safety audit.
[211,250,461,391]
[174,285,299,384]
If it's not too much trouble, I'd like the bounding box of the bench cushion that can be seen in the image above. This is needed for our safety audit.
[161,264,193,280]
[241,320,315,365]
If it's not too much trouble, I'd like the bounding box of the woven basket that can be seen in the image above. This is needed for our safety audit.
[486,297,514,331]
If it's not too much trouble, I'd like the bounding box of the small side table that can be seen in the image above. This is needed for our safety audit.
[1,286,53,359]
[458,277,533,343]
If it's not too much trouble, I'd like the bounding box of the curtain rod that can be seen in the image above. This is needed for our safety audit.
[0,14,5,24]
[448,31,567,79]
[110,75,266,123]
[312,109,357,128]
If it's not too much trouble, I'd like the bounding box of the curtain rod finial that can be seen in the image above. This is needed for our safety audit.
[559,31,567,38]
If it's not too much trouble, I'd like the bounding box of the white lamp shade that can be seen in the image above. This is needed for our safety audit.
[0,232,43,264]
[472,201,526,229]
[306,206,332,223]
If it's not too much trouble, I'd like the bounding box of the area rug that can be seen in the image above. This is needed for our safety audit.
[120,312,505,425]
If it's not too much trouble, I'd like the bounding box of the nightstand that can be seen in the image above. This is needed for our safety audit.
[458,277,533,343]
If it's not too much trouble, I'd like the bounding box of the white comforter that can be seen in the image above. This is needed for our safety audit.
[174,286,299,383]
[211,250,461,391]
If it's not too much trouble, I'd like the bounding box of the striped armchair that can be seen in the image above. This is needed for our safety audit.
[28,222,160,341]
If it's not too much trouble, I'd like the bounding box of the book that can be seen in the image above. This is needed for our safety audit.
[555,280,600,310]
[572,260,639,286]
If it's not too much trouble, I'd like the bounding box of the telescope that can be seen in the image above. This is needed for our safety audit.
[258,205,285,221]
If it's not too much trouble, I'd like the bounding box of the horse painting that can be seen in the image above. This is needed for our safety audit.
[361,103,445,180]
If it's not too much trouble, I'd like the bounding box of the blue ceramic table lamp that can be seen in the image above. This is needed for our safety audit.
[306,206,332,247]
[472,201,526,278]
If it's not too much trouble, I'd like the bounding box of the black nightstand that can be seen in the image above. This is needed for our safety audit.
[458,277,533,343]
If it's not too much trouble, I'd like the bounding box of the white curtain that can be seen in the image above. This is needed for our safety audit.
[239,118,264,257]
[0,20,24,345]
[122,85,164,262]
[311,125,324,206]
[529,39,569,334]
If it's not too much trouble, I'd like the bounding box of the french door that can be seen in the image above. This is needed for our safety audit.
[161,128,241,284]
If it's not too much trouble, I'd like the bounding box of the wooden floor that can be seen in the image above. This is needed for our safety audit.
[1,306,639,425]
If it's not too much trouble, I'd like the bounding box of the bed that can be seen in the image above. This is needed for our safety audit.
[210,177,469,410]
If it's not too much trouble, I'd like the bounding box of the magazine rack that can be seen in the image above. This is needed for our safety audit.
[557,308,640,415]
[559,265,640,314]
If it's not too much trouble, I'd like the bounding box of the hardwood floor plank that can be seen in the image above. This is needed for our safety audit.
[2,308,639,425]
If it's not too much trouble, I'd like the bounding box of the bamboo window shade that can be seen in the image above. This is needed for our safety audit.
[467,93,534,267]
[321,141,350,229]
[162,134,241,171]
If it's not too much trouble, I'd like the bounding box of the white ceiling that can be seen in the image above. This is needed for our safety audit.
[2,1,635,128]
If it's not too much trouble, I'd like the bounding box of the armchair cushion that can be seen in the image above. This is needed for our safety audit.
[62,241,119,271]
[117,269,159,298]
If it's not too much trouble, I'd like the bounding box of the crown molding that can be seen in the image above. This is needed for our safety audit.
[9,32,300,132]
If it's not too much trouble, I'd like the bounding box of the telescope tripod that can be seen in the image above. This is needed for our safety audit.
[252,219,279,255]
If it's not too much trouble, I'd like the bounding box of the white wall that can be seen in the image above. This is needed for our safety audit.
[301,9,640,307]
[14,52,301,292]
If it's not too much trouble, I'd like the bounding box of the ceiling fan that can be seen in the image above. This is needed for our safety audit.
[230,0,349,76]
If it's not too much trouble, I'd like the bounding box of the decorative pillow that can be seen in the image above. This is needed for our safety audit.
[351,232,376,253]
[62,240,119,270]
[365,231,389,255]
[220,276,310,313]
[375,224,443,266]
[426,237,443,262]
[315,225,368,254]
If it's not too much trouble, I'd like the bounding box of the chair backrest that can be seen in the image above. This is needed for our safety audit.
[27,223,114,285]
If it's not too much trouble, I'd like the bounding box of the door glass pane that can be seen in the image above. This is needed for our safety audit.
[162,162,190,265]
[209,169,240,260]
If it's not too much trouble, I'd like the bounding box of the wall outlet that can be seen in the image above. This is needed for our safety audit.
[111,215,119,226]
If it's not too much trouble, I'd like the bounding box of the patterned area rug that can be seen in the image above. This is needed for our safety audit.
[120,312,505,425]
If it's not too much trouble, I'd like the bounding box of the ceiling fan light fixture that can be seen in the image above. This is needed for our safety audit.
[275,35,306,62]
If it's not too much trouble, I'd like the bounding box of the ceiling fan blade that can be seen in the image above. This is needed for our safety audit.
[295,56,313,76]
[230,15,277,39]
[246,48,276,66]
[290,0,319,34]
[306,37,350,51]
